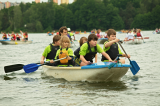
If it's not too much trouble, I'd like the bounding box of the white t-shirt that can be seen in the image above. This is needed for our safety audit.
[126,33,134,40]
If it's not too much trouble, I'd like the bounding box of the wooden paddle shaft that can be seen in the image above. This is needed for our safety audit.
[118,42,131,62]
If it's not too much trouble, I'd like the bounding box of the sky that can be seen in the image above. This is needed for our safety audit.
[0,0,74,4]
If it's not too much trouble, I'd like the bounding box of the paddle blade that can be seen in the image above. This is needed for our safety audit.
[130,60,140,75]
[4,64,24,73]
[23,63,41,73]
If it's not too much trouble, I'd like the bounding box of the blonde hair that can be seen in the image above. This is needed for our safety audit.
[60,36,71,48]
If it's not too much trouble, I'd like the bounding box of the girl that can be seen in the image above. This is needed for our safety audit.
[54,36,74,66]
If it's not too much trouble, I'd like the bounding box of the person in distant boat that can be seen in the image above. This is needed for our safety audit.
[11,32,16,41]
[79,34,112,66]
[136,29,144,39]
[2,32,8,40]
[59,26,68,36]
[124,29,134,42]
[54,36,75,66]
[102,29,130,64]
[40,35,61,66]
[16,33,21,41]
[96,29,102,39]
[67,28,75,41]
[104,31,108,38]
[20,30,28,41]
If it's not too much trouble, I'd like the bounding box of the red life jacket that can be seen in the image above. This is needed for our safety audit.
[137,33,141,37]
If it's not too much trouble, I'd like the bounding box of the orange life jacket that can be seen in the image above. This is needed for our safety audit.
[59,48,69,64]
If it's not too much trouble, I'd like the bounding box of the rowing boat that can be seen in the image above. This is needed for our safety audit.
[0,40,32,45]
[42,62,131,82]
[125,38,143,44]
[97,38,108,44]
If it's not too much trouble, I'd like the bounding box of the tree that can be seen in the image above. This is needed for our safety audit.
[13,6,22,30]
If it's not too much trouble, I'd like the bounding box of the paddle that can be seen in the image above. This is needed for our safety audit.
[118,41,140,75]
[108,54,122,69]
[23,57,67,73]
[4,63,40,73]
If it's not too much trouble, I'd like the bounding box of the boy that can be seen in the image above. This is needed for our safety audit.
[59,26,68,36]
[79,34,112,66]
[40,35,61,65]
[102,29,130,64]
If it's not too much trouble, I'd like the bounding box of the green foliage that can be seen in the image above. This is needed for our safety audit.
[0,0,160,32]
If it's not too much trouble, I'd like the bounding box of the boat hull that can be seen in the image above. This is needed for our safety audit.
[0,40,32,45]
[42,62,131,82]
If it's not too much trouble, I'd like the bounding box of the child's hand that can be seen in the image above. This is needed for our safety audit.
[67,56,72,60]
[109,59,113,62]
[50,60,54,63]
[126,54,130,58]
[40,60,44,64]
[85,61,92,65]
[114,38,120,42]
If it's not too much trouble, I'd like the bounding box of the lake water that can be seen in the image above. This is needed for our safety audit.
[0,31,160,106]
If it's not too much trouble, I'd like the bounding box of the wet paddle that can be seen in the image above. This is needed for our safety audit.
[4,63,40,73]
[118,42,140,75]
[23,57,67,73]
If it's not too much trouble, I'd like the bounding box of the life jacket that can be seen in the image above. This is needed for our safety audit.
[46,44,60,60]
[84,42,97,62]
[59,48,69,64]
[3,34,7,39]
[137,33,141,37]
[101,40,119,61]
[74,47,80,58]
[96,33,101,38]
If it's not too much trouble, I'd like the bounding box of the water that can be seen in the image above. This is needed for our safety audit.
[0,31,160,106]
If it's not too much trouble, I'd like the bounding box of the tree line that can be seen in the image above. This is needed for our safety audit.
[0,0,160,33]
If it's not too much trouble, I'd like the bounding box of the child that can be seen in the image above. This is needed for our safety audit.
[2,32,8,40]
[11,32,16,41]
[124,29,134,41]
[79,34,112,66]
[16,33,21,41]
[54,36,74,66]
[40,35,61,65]
[102,29,130,64]
[74,37,88,66]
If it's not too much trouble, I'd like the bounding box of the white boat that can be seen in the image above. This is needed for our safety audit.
[42,62,131,82]
[125,38,143,44]
[97,38,108,44]
[0,40,32,45]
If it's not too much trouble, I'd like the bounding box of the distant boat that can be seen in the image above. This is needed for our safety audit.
[97,38,108,44]
[0,40,32,45]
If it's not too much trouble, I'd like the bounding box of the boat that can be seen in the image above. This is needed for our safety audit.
[0,40,32,45]
[125,38,143,44]
[42,62,131,82]
[97,38,108,44]
[157,32,160,34]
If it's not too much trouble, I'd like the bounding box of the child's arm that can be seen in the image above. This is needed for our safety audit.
[40,56,45,64]
[95,54,97,63]
[122,53,130,58]
[105,38,119,48]
[101,52,112,62]
[80,55,91,64]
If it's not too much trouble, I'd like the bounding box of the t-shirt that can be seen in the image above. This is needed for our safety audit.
[103,41,123,55]
[79,43,104,56]
[126,33,134,40]
[55,48,73,60]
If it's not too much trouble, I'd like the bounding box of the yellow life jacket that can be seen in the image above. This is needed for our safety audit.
[59,48,69,64]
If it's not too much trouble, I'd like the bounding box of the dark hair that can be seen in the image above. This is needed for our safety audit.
[79,37,87,46]
[53,35,61,44]
[59,26,67,36]
[107,29,116,37]
[88,34,98,42]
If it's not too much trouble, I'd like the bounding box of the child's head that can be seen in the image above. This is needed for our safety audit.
[60,36,71,48]
[53,35,61,45]
[88,34,98,47]
[79,37,87,46]
[107,29,116,41]
[59,26,68,36]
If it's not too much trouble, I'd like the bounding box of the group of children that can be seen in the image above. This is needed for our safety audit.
[1,30,28,41]
[124,29,144,41]
[41,27,130,67]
